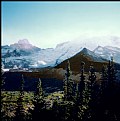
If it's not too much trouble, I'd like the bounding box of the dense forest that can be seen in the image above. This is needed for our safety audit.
[1,57,120,121]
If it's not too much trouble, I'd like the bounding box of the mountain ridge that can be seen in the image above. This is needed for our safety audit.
[1,37,120,69]
[56,48,109,72]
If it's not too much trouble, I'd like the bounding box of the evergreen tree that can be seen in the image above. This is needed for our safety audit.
[63,60,74,101]
[34,78,44,101]
[74,62,85,107]
[61,61,75,121]
[89,65,96,87]
[101,65,108,92]
[107,57,116,89]
[94,58,118,121]
[79,62,91,120]
[74,62,91,121]
[14,74,26,121]
[88,65,97,119]
[88,65,96,101]
[32,78,45,121]
[108,57,116,83]
[76,62,85,104]
[79,61,86,105]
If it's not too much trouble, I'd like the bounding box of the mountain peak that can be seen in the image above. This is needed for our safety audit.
[18,39,30,45]
[83,47,87,51]
[10,39,41,51]
[93,46,104,52]
[80,48,88,54]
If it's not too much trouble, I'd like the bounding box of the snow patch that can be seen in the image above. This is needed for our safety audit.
[37,60,47,65]
[2,69,10,72]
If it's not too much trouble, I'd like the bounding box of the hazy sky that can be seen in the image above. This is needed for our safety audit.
[2,1,120,48]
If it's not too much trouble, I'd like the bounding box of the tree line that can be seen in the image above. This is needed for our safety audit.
[1,57,120,121]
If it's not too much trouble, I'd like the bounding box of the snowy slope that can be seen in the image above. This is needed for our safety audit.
[94,46,120,63]
[54,41,83,65]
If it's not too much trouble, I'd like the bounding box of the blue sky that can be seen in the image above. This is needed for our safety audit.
[2,1,120,48]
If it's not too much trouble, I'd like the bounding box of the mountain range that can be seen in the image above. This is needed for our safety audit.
[1,36,120,70]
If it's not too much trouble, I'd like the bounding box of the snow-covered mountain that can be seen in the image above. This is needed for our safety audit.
[48,35,120,65]
[94,46,120,63]
[10,39,41,52]
[56,47,109,72]
[1,36,120,69]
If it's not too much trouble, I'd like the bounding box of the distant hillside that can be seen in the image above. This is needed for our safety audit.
[3,71,63,93]
[56,48,109,72]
